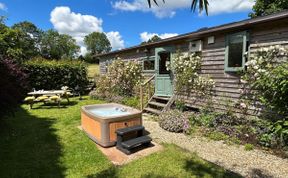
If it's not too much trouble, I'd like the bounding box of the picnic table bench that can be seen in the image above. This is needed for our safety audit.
[25,90,71,109]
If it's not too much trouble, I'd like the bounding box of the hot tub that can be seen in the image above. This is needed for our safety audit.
[81,103,142,147]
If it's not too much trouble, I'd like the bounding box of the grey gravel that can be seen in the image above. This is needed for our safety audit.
[143,115,288,178]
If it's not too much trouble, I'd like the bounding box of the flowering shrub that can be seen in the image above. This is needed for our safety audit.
[241,45,288,116]
[107,60,142,96]
[92,59,142,98]
[167,52,214,96]
[159,110,190,133]
[241,45,288,148]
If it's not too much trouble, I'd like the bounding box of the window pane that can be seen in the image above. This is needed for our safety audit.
[228,35,243,68]
[159,52,170,74]
[143,59,155,71]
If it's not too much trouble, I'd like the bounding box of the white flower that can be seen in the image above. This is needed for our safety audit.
[253,66,259,70]
[240,102,247,109]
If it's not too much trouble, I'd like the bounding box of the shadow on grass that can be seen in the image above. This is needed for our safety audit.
[0,107,65,177]
[184,159,243,178]
[87,166,118,178]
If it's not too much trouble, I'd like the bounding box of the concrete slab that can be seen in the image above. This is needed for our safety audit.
[78,125,163,165]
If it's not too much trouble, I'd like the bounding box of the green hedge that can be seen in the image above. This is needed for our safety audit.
[24,58,89,91]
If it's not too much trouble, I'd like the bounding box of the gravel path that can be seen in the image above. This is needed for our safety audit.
[143,116,288,178]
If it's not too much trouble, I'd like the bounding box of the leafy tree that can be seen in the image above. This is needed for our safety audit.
[40,30,80,59]
[12,21,43,59]
[249,0,288,18]
[147,0,209,15]
[84,32,111,55]
[141,35,162,45]
[0,20,27,61]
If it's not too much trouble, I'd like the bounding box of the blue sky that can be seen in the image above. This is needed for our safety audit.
[0,0,255,54]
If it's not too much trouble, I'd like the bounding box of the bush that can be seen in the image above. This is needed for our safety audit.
[122,96,140,109]
[92,59,142,98]
[159,110,190,133]
[23,57,89,91]
[0,58,28,116]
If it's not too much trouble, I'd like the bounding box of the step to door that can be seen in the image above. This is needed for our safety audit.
[143,107,161,115]
[148,101,166,107]
[152,96,170,101]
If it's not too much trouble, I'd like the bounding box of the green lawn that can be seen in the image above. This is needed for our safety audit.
[87,64,99,78]
[0,97,241,178]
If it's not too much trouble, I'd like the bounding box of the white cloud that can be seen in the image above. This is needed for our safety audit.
[140,32,178,42]
[50,6,124,55]
[0,2,7,11]
[113,0,255,18]
[106,31,125,50]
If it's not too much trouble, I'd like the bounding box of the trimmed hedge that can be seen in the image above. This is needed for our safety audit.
[23,58,89,91]
[0,58,28,116]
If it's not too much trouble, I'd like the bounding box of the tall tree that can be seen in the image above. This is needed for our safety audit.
[147,0,209,15]
[0,19,28,61]
[249,0,288,18]
[84,32,111,55]
[40,30,80,59]
[12,21,43,59]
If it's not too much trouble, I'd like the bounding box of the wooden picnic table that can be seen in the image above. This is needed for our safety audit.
[27,90,71,108]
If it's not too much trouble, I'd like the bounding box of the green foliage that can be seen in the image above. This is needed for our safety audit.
[84,32,111,55]
[205,131,229,141]
[122,96,140,109]
[23,58,89,91]
[249,0,288,18]
[244,144,254,151]
[167,51,215,98]
[12,21,42,59]
[0,19,80,61]
[93,60,142,97]
[141,35,161,45]
[40,30,80,59]
[189,112,216,127]
[159,110,190,133]
[240,45,288,149]
[175,99,186,111]
[242,45,288,117]
[83,52,99,63]
[0,21,28,62]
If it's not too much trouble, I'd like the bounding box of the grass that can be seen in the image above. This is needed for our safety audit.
[244,144,254,151]
[87,64,99,78]
[0,96,242,178]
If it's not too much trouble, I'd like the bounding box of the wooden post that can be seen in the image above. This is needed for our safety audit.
[148,83,151,99]
[140,85,143,111]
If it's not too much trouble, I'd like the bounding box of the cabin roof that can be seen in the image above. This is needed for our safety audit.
[95,10,288,58]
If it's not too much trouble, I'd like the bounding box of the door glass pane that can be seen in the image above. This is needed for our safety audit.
[228,34,243,68]
[159,52,170,74]
[143,57,155,71]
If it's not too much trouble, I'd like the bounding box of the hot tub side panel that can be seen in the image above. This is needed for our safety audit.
[109,117,142,141]
[81,112,102,141]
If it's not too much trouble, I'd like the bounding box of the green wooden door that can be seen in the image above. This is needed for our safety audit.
[155,47,174,97]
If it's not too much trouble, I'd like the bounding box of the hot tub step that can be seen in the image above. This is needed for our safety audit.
[121,135,152,149]
[116,125,144,136]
